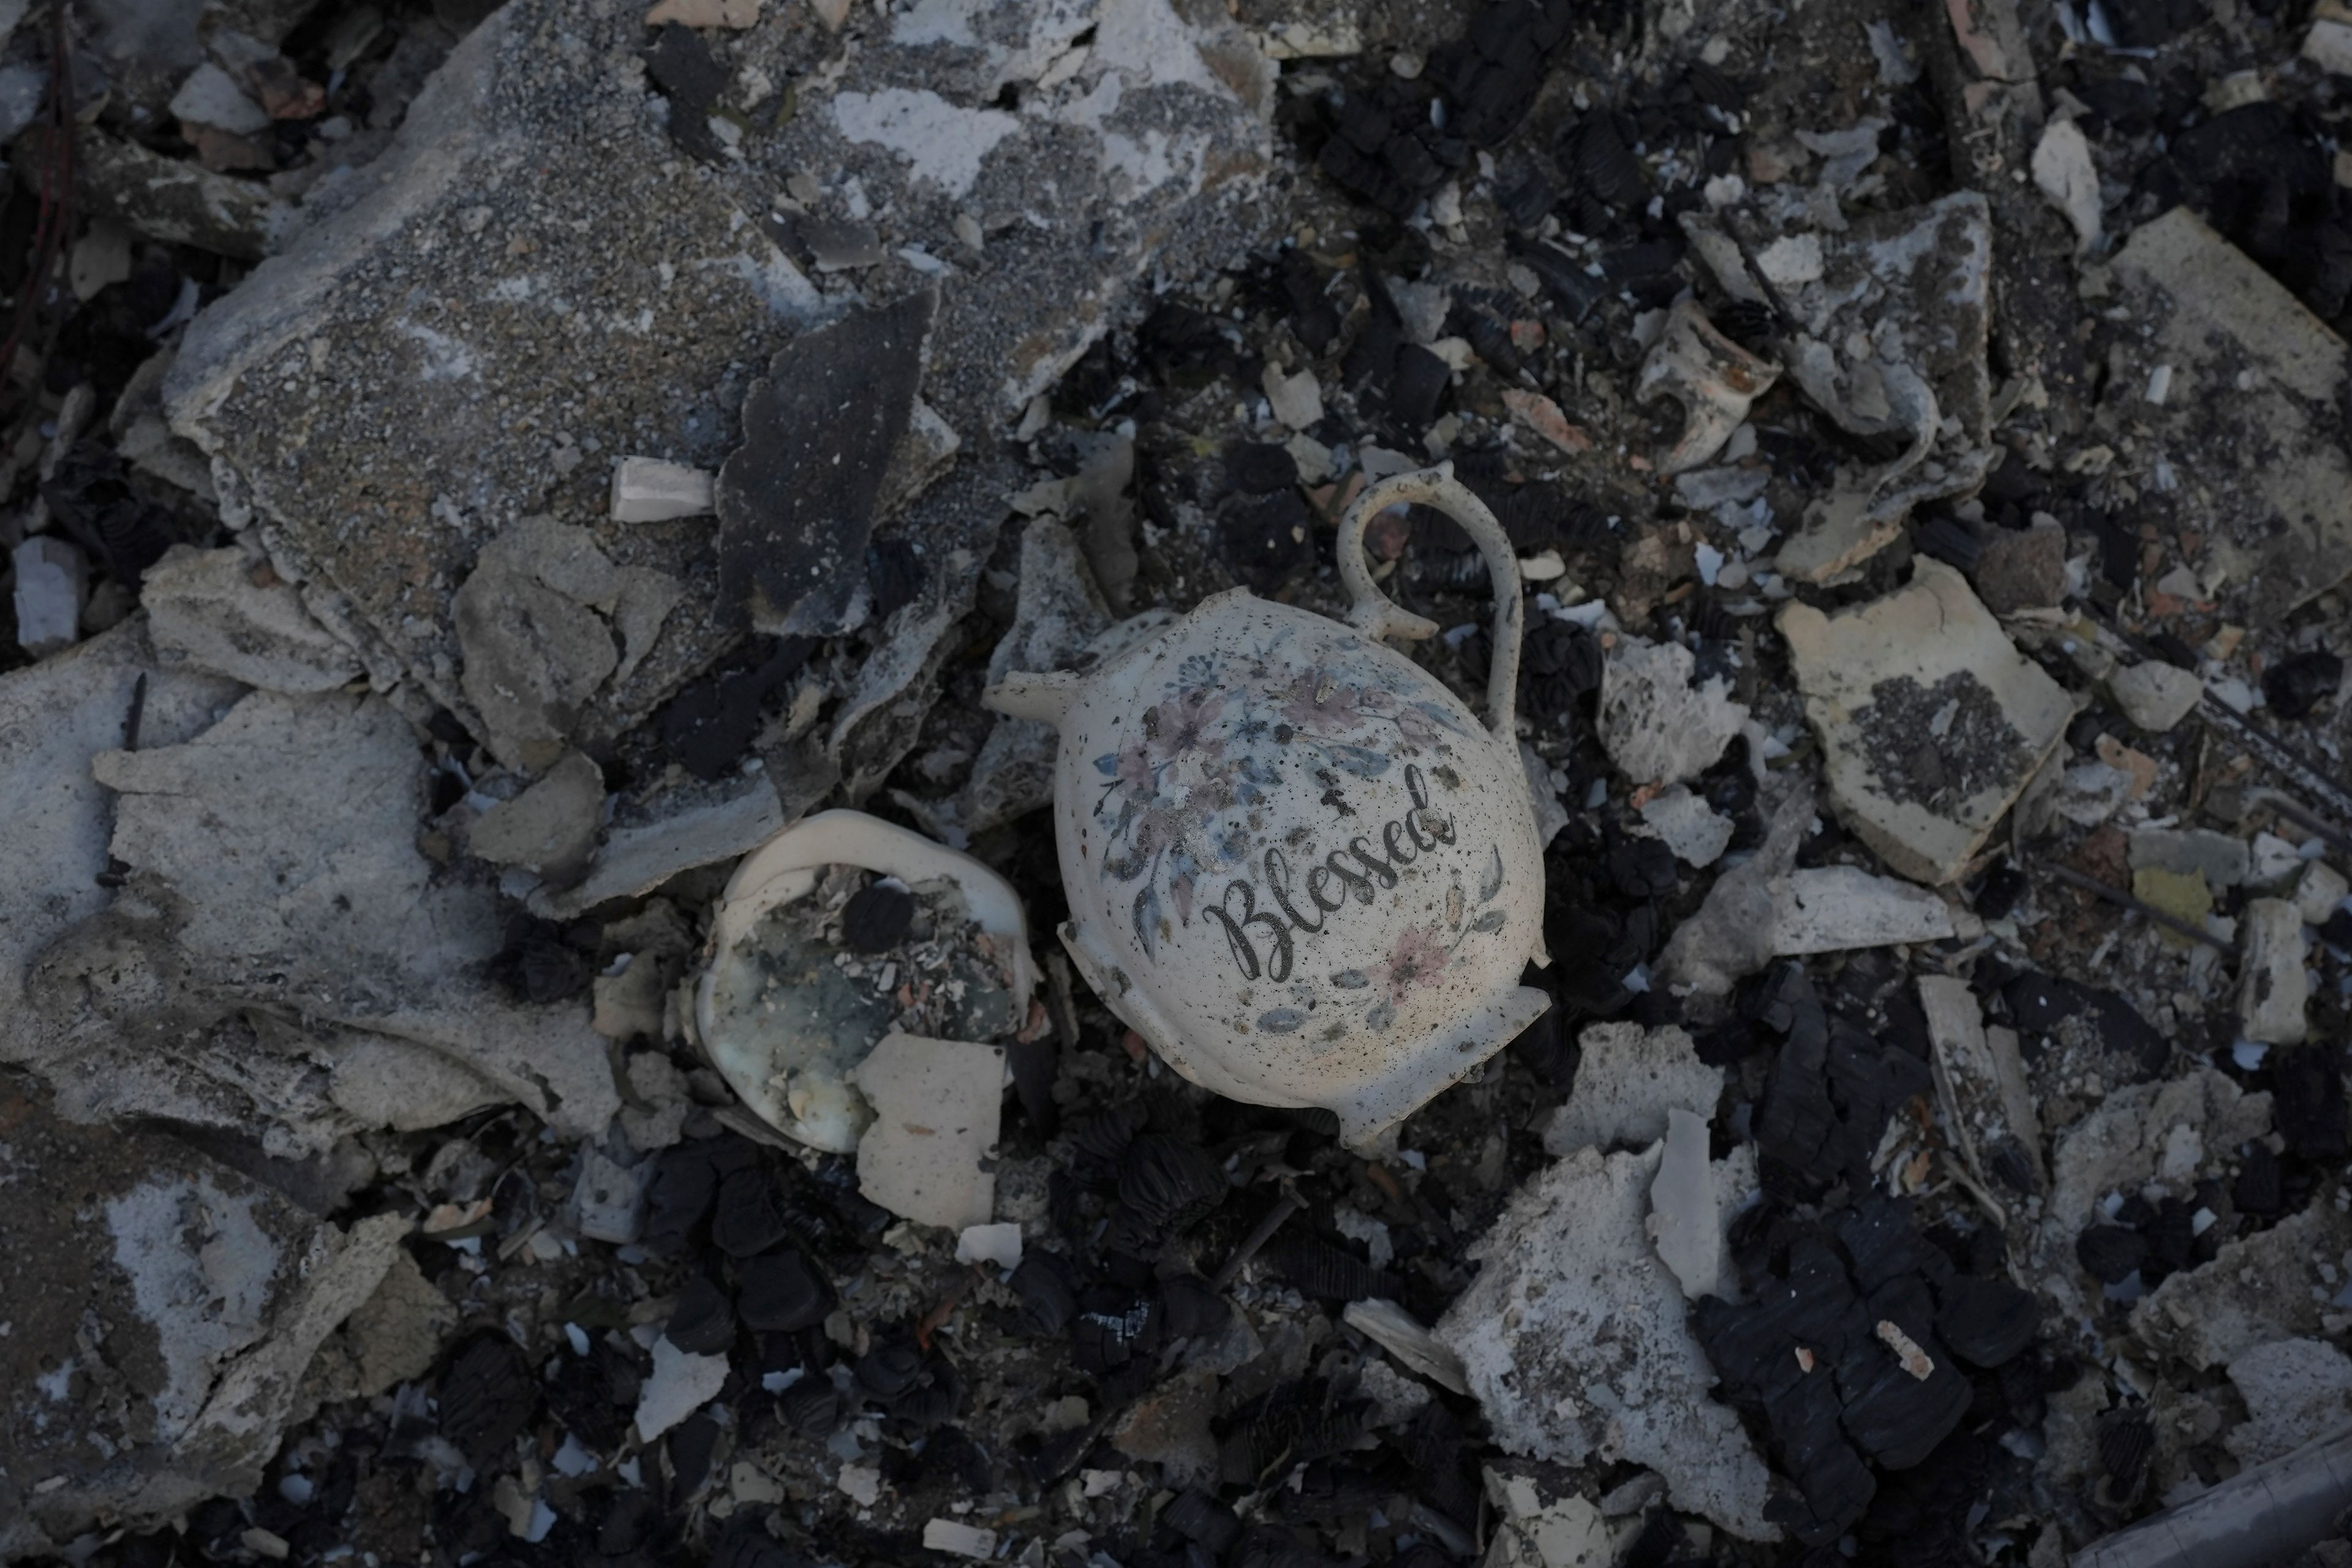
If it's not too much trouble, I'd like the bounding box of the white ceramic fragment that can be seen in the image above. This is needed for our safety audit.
[635,1338,730,1442]
[2030,118,2100,252]
[984,469,1550,1148]
[696,810,1036,1152]
[1647,1107,1721,1300]
[1639,784,1733,867]
[954,1221,1023,1270]
[1766,865,1956,956]
[1635,294,1781,474]
[609,456,716,522]
[2293,860,2348,925]
[848,1033,1005,1231]
[1918,974,2043,1196]
[921,1520,997,1560]
[1342,1297,1470,1395]
[1261,364,1324,431]
[2239,898,2309,1045]
[1598,638,1748,788]
[2106,660,2202,733]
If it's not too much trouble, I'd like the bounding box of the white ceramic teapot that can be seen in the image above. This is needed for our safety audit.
[987,466,1551,1146]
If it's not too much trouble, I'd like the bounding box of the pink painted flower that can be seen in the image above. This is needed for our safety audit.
[1278,668,1366,735]
[1149,689,1227,764]
[1377,922,1451,1005]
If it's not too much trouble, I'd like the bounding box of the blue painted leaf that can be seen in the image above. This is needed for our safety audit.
[1479,846,1504,902]
[1132,883,1161,960]
[1327,745,1391,779]
[1257,1008,1305,1033]
[1095,753,1120,776]
[1469,908,1507,933]
[1330,969,1370,989]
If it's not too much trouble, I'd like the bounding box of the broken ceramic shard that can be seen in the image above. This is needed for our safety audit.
[1779,559,2072,885]
[1635,294,1780,473]
[609,456,715,522]
[1766,866,1956,956]
[714,288,940,638]
[849,1032,1005,1232]
[1918,974,2043,1200]
[696,809,1035,1152]
[986,467,1550,1148]
[1341,1297,1470,1395]
[1598,636,1748,788]
[2239,898,2309,1045]
[1438,1142,1773,1540]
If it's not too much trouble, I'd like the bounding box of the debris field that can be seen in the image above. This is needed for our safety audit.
[2,0,2352,1561]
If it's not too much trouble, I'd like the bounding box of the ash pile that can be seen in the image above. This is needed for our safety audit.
[3,0,2352,1559]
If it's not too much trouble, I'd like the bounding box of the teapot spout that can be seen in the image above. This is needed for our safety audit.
[984,671,1082,728]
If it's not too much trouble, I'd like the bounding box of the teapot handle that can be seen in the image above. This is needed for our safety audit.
[1336,465,1524,743]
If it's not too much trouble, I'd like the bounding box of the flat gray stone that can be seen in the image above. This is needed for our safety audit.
[0,1080,405,1558]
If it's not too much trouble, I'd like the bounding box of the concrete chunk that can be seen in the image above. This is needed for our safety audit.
[2239,897,2310,1044]
[12,536,88,657]
[1767,865,1956,956]
[1542,1022,1722,1155]
[142,545,361,693]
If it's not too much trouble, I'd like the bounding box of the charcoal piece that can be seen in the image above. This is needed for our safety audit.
[1138,303,1240,386]
[1912,512,1982,573]
[2074,1221,2146,1286]
[1456,309,1523,377]
[1398,1400,1482,1528]
[2098,0,2200,46]
[1069,1101,1152,1180]
[1605,836,1678,899]
[1262,1235,1401,1302]
[840,882,914,953]
[1319,136,1424,219]
[644,24,726,161]
[1381,129,1447,193]
[1164,1488,1243,1553]
[714,288,937,634]
[2264,649,2344,720]
[39,444,186,587]
[493,919,590,1005]
[1009,1251,1079,1335]
[709,1513,815,1568]
[1157,1275,1231,1340]
[1973,862,2027,921]
[854,1341,925,1399]
[665,1275,737,1355]
[597,1488,662,1555]
[2098,1409,2154,1489]
[668,1411,721,1506]
[1387,344,1452,427]
[1521,618,1603,695]
[1836,1278,1970,1469]
[1221,1389,1365,1488]
[2326,907,2352,951]
[1341,298,1405,390]
[1231,1525,1333,1568]
[2271,1045,2350,1159]
[1217,489,1318,594]
[1227,442,1300,495]
[1070,1289,1155,1373]
[713,1167,793,1259]
[545,1343,632,1452]
[1558,111,1646,209]
[2143,1197,2196,1278]
[777,1376,842,1438]
[737,1250,829,1332]
[2234,1140,2282,1216]
[1496,171,1553,230]
[652,635,814,781]
[1836,1197,1952,1292]
[1118,1134,1229,1232]
[886,1354,963,1429]
[437,1333,538,1472]
[1933,1276,2038,1368]
[1602,239,1684,281]
[1277,251,1341,353]
[1333,96,1392,154]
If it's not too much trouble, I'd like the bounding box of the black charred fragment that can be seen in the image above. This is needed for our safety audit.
[1261,1235,1403,1303]
[776,1376,842,1439]
[1752,965,1932,1191]
[714,288,938,635]
[664,1275,736,1355]
[2075,1224,2147,1284]
[2273,1042,2350,1158]
[1118,1134,1229,1233]
[644,24,728,163]
[736,1249,830,1333]
[652,635,815,781]
[1009,1251,1080,1336]
[1164,1488,1244,1553]
[713,1166,796,1259]
[839,881,916,953]
[437,1332,539,1473]
[2263,649,2343,719]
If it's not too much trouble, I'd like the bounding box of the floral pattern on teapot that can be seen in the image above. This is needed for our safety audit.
[1087,630,1512,1043]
